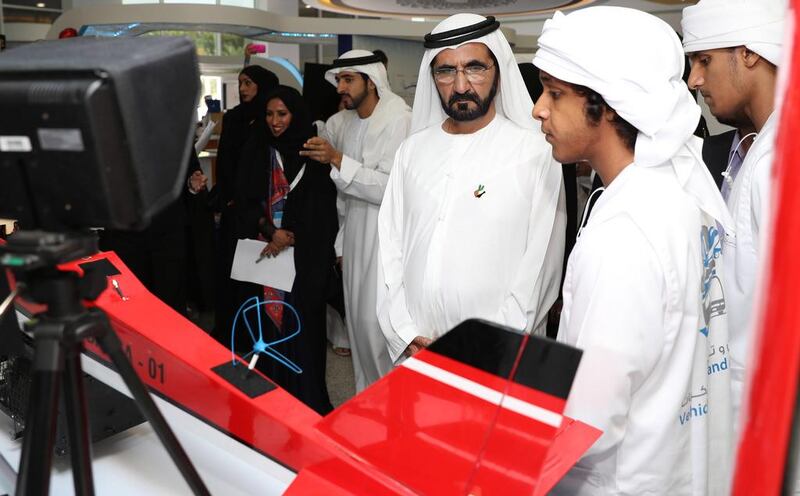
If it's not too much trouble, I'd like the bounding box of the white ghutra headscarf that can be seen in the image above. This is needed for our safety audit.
[682,0,787,66]
[533,6,733,234]
[411,13,539,134]
[324,49,395,98]
[323,49,411,164]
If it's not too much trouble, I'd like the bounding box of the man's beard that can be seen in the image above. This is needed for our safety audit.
[344,86,369,110]
[439,74,499,122]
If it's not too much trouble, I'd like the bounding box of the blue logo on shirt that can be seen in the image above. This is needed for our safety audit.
[700,225,725,335]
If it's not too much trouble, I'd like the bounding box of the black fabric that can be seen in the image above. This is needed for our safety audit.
[424,16,500,48]
[518,62,543,104]
[213,88,339,415]
[331,53,382,68]
[302,63,340,123]
[184,172,216,312]
[210,66,278,212]
[561,164,577,276]
[99,150,202,316]
[211,67,278,332]
[213,126,272,343]
[703,130,737,190]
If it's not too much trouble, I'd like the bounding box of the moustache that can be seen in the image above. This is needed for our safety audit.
[448,92,480,107]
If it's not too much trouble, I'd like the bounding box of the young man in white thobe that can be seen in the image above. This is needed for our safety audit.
[377,14,566,362]
[534,7,735,494]
[300,50,411,392]
[682,0,785,432]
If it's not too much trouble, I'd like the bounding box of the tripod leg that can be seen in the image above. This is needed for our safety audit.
[96,321,210,496]
[15,331,63,496]
[63,343,95,496]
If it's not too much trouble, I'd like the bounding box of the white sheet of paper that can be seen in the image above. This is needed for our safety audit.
[230,239,295,292]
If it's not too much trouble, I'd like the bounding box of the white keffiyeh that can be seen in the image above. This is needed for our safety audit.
[534,6,733,233]
[410,13,538,134]
[682,0,787,66]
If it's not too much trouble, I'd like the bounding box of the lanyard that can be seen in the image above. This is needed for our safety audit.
[275,152,306,195]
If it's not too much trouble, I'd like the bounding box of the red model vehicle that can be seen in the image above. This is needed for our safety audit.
[8,248,594,495]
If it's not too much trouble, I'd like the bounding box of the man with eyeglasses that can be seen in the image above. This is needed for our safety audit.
[377,13,565,362]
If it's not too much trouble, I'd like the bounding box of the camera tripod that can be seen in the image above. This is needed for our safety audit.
[1,231,209,496]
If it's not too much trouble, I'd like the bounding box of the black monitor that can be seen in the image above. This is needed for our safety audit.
[0,36,199,231]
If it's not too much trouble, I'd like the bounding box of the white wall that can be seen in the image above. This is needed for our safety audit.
[4,22,51,42]
[352,34,425,105]
[260,41,299,68]
[254,0,295,16]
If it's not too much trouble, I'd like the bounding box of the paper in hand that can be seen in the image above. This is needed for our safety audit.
[230,239,295,292]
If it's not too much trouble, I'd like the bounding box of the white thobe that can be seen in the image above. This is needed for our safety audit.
[554,163,731,495]
[377,115,566,362]
[723,111,776,429]
[318,119,350,351]
[323,107,411,392]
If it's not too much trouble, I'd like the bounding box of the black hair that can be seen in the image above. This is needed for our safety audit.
[373,49,388,67]
[571,84,638,151]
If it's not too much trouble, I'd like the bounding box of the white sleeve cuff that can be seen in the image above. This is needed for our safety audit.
[333,155,362,186]
[387,327,414,364]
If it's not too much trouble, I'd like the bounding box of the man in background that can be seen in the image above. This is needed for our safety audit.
[683,0,785,428]
[300,50,411,392]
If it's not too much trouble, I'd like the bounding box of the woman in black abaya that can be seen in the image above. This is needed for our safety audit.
[247,86,338,415]
[212,66,279,339]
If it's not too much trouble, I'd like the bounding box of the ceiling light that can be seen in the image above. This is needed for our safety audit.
[36,2,46,6]
[305,4,312,7]
[411,17,425,22]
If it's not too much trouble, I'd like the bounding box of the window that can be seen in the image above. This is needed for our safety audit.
[220,0,254,7]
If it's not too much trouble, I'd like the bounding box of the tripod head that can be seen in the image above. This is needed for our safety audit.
[1,231,105,317]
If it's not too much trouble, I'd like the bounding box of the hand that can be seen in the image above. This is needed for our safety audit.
[260,242,280,258]
[336,256,343,269]
[259,230,294,258]
[188,171,208,193]
[272,229,295,250]
[300,137,343,169]
[404,336,433,357]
